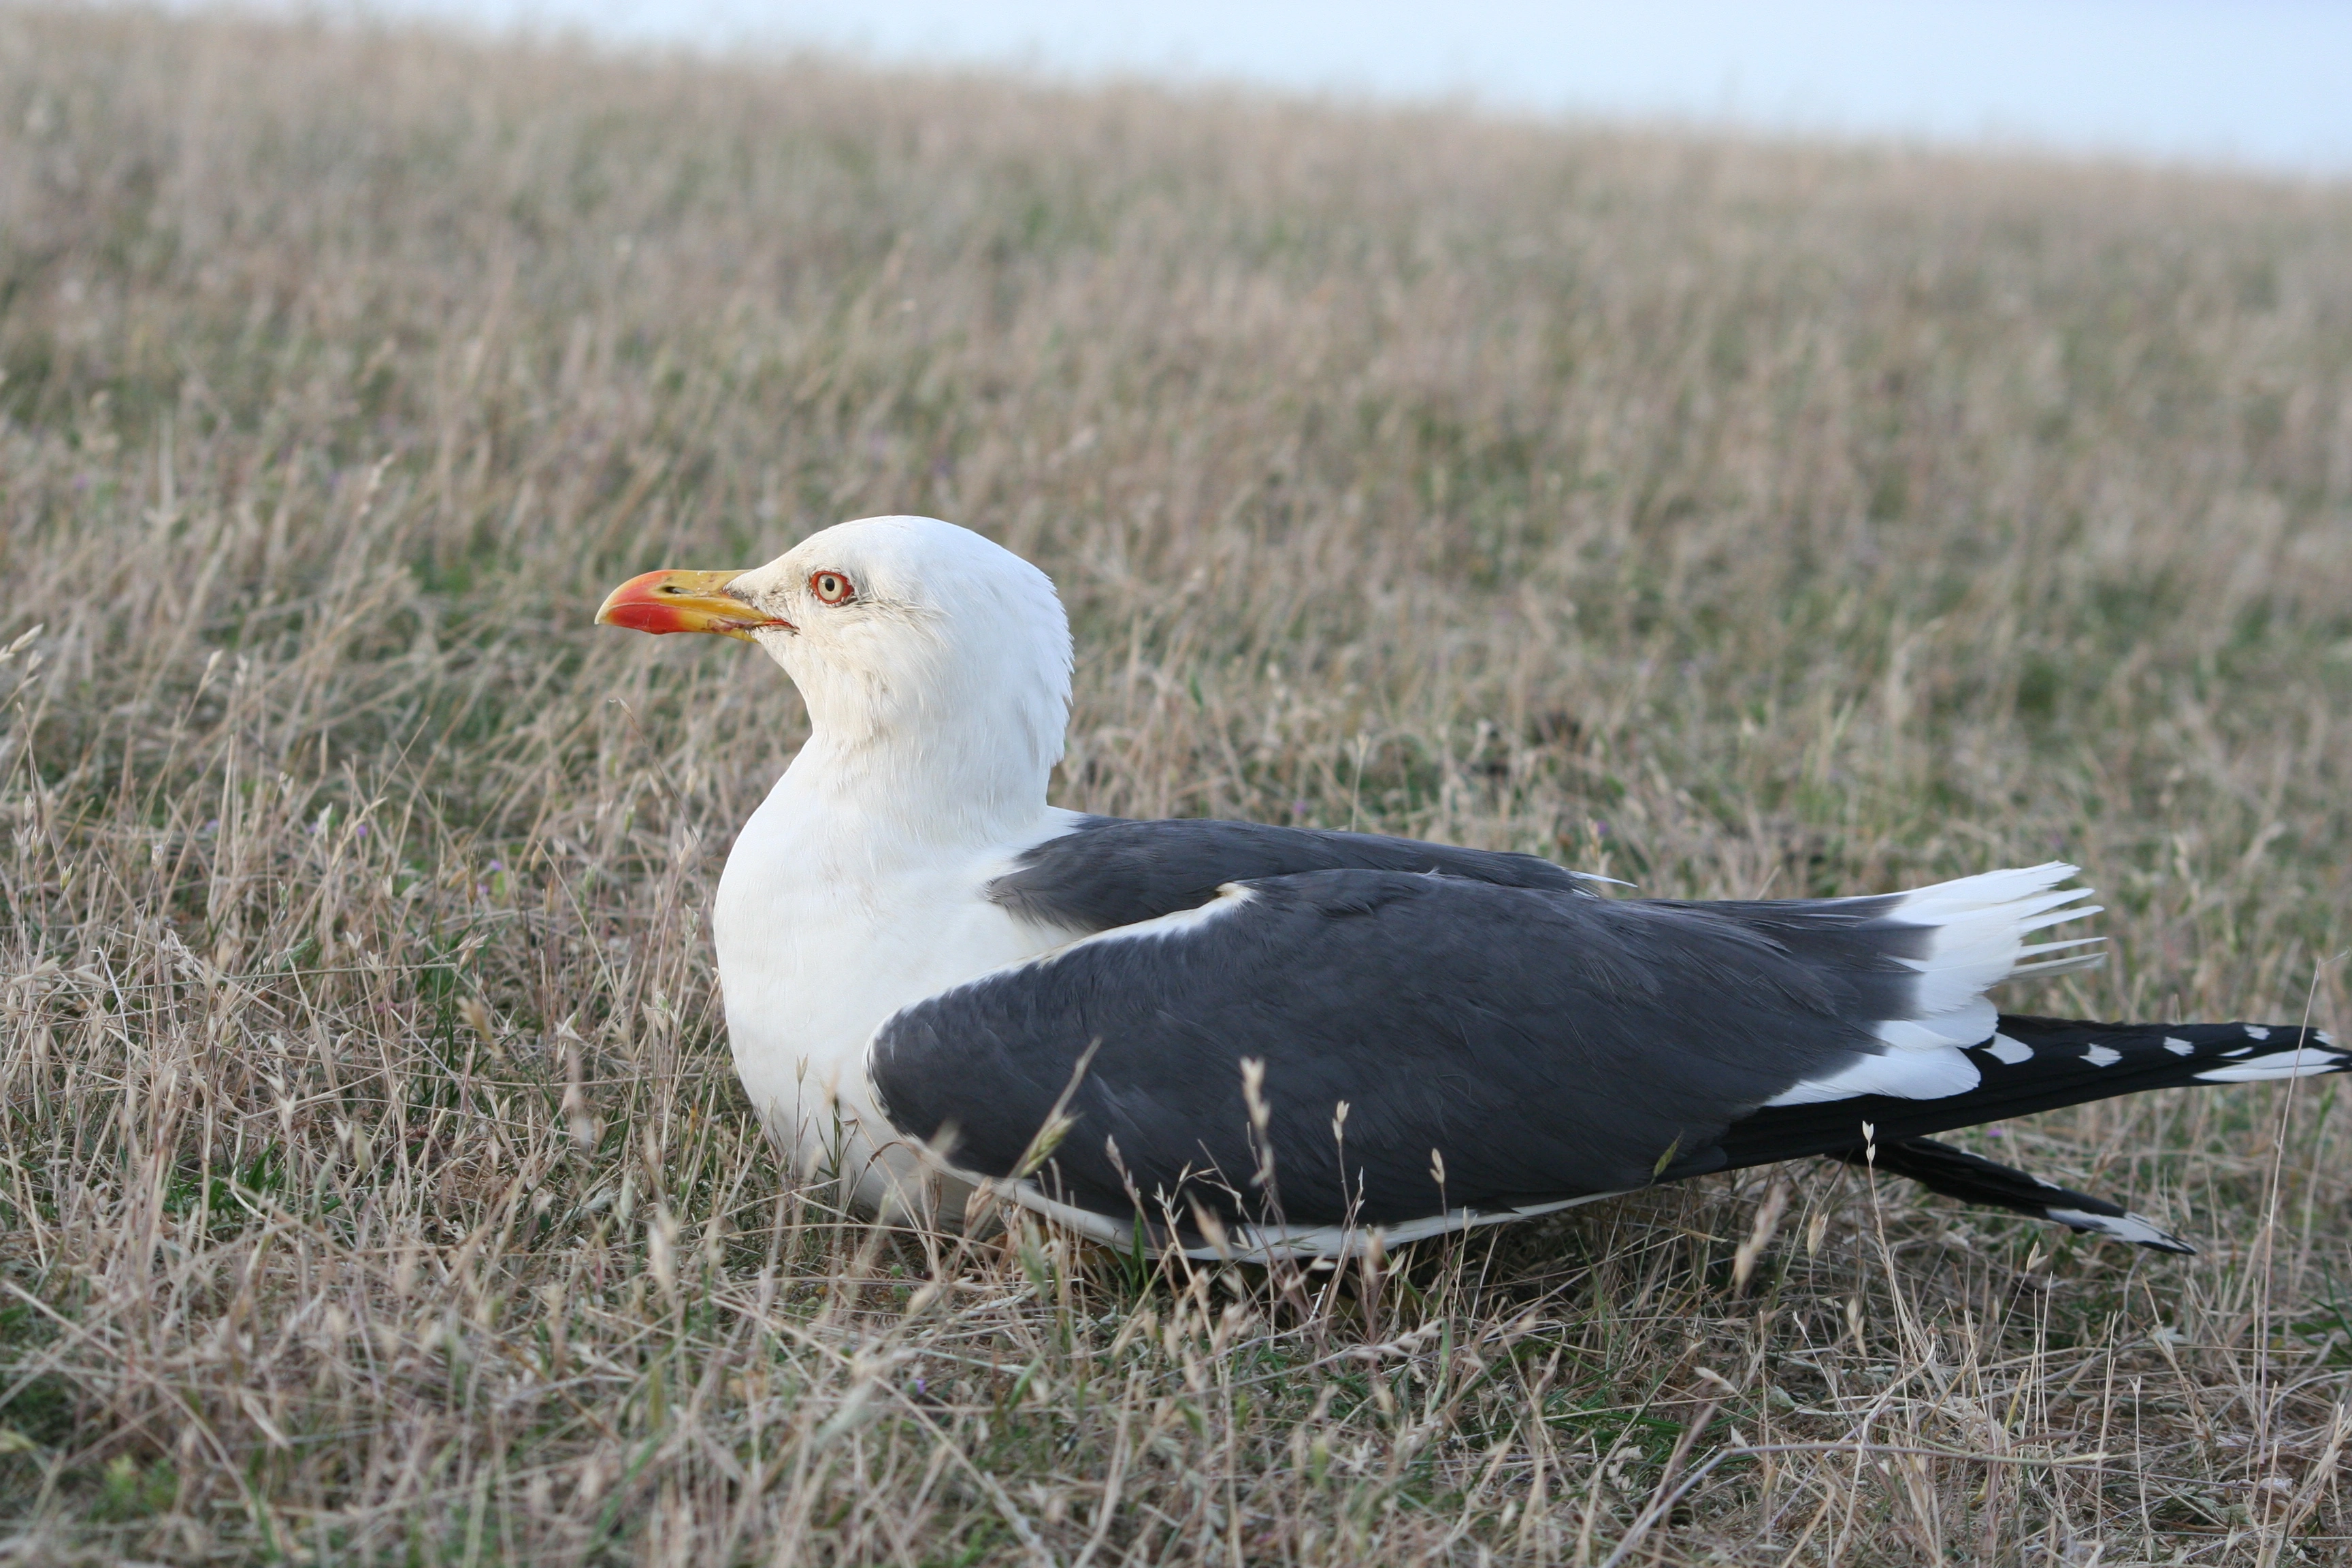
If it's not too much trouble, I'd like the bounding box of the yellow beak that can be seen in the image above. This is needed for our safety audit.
[594,569,793,641]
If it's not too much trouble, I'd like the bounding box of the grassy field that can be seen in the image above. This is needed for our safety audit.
[4,7,2352,1562]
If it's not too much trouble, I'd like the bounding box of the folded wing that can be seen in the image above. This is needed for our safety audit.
[871,851,2120,1241]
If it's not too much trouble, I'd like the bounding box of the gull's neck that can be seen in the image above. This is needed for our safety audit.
[775,720,1055,855]
[769,644,1069,859]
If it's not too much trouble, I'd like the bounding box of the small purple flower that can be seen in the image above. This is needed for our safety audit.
[354,823,369,837]
[487,860,503,872]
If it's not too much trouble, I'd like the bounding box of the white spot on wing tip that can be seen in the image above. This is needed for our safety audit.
[1984,1034,2034,1065]
[2044,1207,2191,1251]
[2080,1044,2121,1067]
[2245,1024,2271,1041]
[2162,1036,2195,1056]
[2194,1048,2350,1083]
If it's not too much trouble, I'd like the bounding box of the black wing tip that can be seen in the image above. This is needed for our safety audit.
[1981,1018,2350,1088]
[1842,1136,2201,1255]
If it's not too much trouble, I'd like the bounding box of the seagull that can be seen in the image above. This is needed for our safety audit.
[598,514,2346,1260]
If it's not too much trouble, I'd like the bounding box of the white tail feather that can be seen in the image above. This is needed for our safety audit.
[1771,864,2106,1107]
[1889,863,2103,1019]
[1769,868,2351,1115]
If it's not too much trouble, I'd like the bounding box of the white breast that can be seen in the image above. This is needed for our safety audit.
[710,774,1080,1218]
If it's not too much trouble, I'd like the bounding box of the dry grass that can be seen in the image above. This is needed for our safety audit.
[3,7,2352,1562]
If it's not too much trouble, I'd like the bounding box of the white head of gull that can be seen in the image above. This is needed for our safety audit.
[600,514,2348,1260]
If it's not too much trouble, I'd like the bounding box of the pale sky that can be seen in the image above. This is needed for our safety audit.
[336,1,2352,176]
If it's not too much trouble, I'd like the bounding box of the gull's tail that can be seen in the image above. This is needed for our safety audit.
[1722,1015,2349,1250]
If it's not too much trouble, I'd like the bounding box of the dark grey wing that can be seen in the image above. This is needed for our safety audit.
[987,816,1597,934]
[874,869,1932,1231]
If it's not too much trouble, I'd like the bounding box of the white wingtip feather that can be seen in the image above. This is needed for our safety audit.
[2006,949,2109,978]
[1891,863,2102,1016]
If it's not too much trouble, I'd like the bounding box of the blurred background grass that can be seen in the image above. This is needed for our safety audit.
[3,7,2352,1563]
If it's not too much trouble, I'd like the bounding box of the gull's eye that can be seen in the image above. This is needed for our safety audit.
[810,570,855,606]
